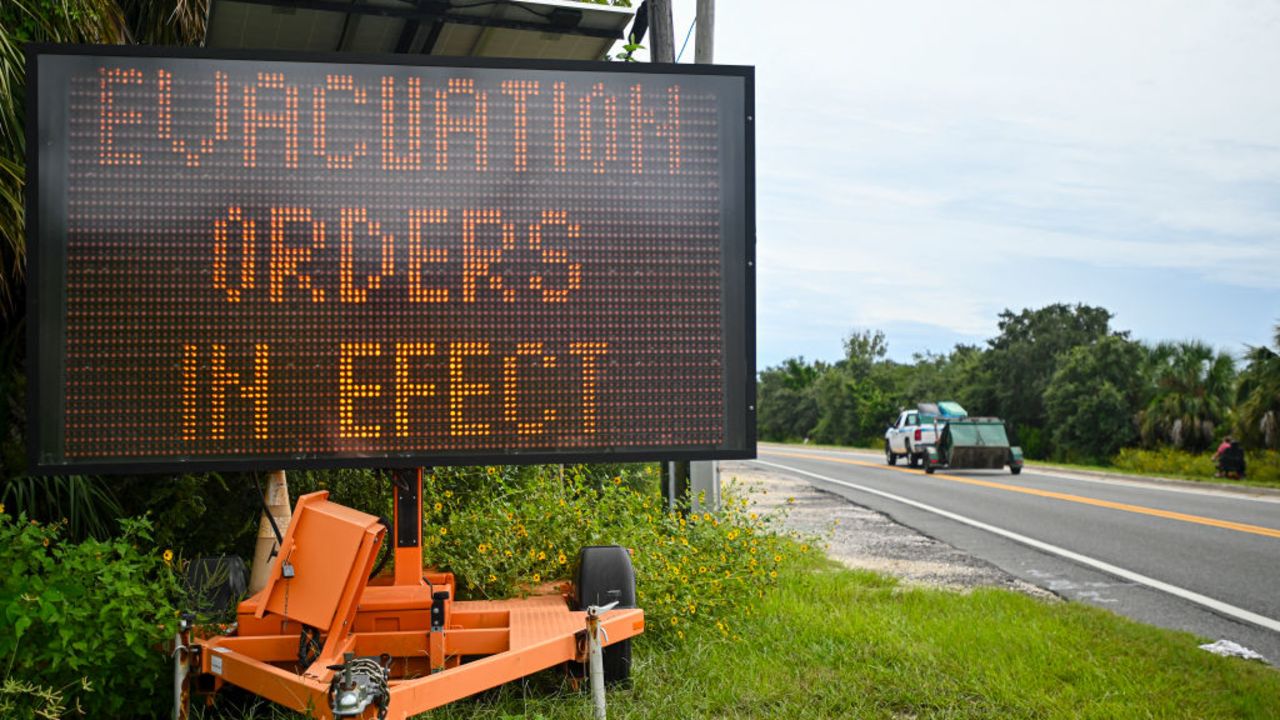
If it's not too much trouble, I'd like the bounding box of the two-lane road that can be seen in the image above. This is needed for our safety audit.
[754,444,1280,662]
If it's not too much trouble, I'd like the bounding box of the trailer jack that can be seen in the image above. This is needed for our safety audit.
[184,469,644,719]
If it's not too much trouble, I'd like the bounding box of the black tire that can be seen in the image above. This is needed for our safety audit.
[906,443,918,468]
[885,442,897,466]
[1010,466,1022,475]
[925,465,935,474]
[573,546,635,685]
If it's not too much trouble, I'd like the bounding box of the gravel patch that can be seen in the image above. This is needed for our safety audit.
[722,461,1055,599]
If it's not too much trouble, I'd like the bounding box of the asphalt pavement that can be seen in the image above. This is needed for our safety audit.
[754,443,1280,664]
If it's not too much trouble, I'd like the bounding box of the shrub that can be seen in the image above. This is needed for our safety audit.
[0,510,182,719]
[1112,447,1280,486]
[420,464,806,640]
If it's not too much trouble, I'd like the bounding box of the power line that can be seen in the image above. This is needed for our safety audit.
[676,17,696,62]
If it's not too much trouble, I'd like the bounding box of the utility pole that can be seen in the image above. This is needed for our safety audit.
[687,0,720,514]
[695,0,715,64]
[249,470,291,592]
[650,0,680,510]
[649,0,675,63]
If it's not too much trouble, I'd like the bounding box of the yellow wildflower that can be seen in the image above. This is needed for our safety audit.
[444,490,453,498]
[433,502,443,512]
[0,502,5,514]
[774,554,782,563]
[537,551,546,561]
[478,543,489,554]
[532,573,541,583]
[488,574,497,583]
[557,553,567,565]
[163,549,174,565]
[439,527,448,536]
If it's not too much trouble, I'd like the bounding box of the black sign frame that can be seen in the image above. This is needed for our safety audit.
[25,43,755,475]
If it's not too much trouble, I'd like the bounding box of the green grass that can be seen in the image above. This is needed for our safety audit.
[423,559,1280,719]
[195,558,1280,719]
[1026,458,1280,491]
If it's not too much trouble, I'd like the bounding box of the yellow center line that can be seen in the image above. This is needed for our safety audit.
[762,449,1280,540]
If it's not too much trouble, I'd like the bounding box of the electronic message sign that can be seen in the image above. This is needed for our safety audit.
[26,45,754,473]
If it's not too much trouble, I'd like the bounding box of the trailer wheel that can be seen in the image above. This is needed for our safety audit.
[573,546,635,685]
[1010,466,1022,475]
[906,444,918,468]
[885,441,897,466]
[925,465,935,474]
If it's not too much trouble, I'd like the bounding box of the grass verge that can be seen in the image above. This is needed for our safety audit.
[424,557,1279,720]
[195,557,1279,719]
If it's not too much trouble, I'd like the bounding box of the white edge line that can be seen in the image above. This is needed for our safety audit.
[758,445,1280,504]
[753,459,1280,635]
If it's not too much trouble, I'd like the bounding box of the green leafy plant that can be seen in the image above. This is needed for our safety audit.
[420,463,807,640]
[1112,446,1280,487]
[615,33,645,62]
[0,511,183,718]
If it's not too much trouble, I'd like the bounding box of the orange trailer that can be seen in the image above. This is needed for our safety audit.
[182,469,644,719]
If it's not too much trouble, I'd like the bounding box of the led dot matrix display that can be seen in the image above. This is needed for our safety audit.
[27,45,754,473]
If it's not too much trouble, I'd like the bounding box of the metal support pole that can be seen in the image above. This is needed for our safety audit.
[662,461,690,512]
[172,614,193,720]
[586,601,619,720]
[392,467,425,586]
[648,0,674,63]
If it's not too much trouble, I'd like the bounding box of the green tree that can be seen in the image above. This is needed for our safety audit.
[1,2,209,528]
[890,344,985,412]
[757,357,823,441]
[1139,341,1236,451]
[842,328,888,381]
[974,304,1115,456]
[1235,323,1280,449]
[808,330,897,446]
[1043,336,1145,462]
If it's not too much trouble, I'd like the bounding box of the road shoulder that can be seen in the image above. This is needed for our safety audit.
[723,460,1055,598]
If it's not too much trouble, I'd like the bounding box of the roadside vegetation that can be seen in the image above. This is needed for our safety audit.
[434,557,1280,720]
[191,555,1280,720]
[758,305,1280,483]
[1,4,1277,720]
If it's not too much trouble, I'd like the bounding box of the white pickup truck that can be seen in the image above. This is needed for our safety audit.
[884,409,938,467]
[884,402,966,468]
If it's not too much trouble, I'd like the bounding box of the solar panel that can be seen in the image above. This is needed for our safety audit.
[204,0,636,61]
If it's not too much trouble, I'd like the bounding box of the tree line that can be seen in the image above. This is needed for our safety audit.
[757,304,1280,463]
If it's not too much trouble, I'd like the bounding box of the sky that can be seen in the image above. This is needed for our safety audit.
[626,0,1280,366]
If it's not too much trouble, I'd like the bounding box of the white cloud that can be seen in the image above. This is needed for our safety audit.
[639,0,1280,360]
